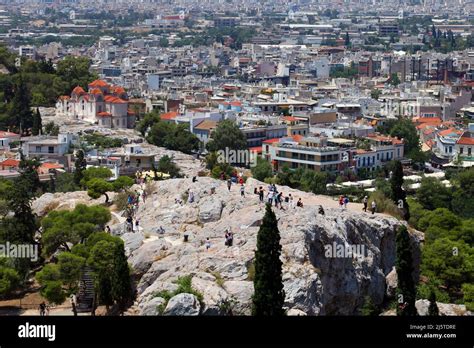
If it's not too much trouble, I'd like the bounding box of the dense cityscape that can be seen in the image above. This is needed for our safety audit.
[0,0,472,337]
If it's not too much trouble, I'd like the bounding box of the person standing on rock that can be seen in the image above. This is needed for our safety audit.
[267,190,274,204]
[339,195,344,210]
[277,192,284,210]
[227,178,232,191]
[343,195,349,209]
[205,238,211,251]
[362,196,368,212]
[297,198,303,208]
[240,184,245,197]
[288,193,294,209]
[371,200,377,215]
[142,190,147,203]
[259,186,264,203]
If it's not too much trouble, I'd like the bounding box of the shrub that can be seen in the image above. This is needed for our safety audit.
[152,275,204,314]
[368,191,403,219]
[113,190,131,211]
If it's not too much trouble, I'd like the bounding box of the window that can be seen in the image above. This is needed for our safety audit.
[397,148,400,157]
[48,146,54,154]
[377,153,379,160]
[136,159,141,167]
[35,146,41,153]
[460,147,464,154]
[469,148,472,156]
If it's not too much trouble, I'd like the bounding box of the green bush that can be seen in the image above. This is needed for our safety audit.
[368,191,403,219]
[152,275,204,314]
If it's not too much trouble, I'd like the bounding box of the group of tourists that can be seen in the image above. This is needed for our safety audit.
[361,195,377,214]
[253,184,304,210]
[338,195,349,209]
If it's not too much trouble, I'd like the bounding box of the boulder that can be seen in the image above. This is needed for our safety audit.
[385,267,397,298]
[416,299,472,316]
[129,239,171,275]
[163,293,201,316]
[198,196,223,223]
[139,297,166,316]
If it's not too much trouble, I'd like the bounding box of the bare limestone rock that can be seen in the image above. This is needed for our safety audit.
[163,293,201,316]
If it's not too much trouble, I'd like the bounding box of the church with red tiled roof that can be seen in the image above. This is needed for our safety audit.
[56,80,135,129]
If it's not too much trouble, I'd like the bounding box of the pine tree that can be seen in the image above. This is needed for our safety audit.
[252,204,285,316]
[396,225,417,316]
[110,243,132,311]
[8,76,33,134]
[74,150,87,186]
[428,290,439,316]
[390,160,410,221]
[32,108,42,136]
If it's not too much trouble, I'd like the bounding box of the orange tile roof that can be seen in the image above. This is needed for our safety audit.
[160,111,178,120]
[230,101,242,107]
[90,88,103,95]
[249,146,262,153]
[104,95,127,104]
[292,134,303,142]
[0,158,20,167]
[40,162,63,170]
[97,112,112,117]
[263,138,281,144]
[111,86,126,94]
[414,117,442,124]
[283,116,298,122]
[88,79,109,88]
[438,128,462,137]
[457,132,474,145]
[59,95,70,100]
[72,86,86,95]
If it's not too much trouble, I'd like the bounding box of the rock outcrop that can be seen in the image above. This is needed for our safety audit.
[111,176,423,316]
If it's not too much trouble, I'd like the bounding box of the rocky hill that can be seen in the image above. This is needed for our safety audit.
[32,177,474,316]
[100,176,423,316]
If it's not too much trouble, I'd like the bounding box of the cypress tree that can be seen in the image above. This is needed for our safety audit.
[252,204,285,316]
[74,149,87,186]
[111,243,132,311]
[344,31,350,47]
[32,108,42,136]
[5,156,40,244]
[428,290,439,316]
[390,160,410,221]
[396,225,417,316]
[8,76,33,134]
